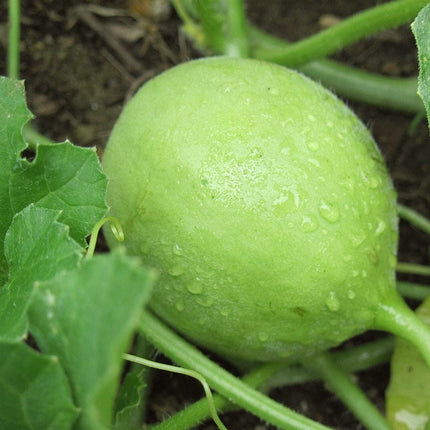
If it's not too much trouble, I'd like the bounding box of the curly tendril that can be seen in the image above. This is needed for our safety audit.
[86,216,125,259]
[123,353,228,430]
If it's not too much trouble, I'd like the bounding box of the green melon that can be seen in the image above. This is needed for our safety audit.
[102,57,398,362]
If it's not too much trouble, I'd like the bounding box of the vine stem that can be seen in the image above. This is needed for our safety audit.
[7,0,20,79]
[375,291,430,371]
[150,361,285,430]
[248,26,422,114]
[303,353,391,430]
[123,353,228,430]
[225,0,249,57]
[172,0,423,113]
[140,310,332,430]
[151,337,394,430]
[398,203,430,235]
[396,262,430,276]
[397,281,430,300]
[255,0,429,67]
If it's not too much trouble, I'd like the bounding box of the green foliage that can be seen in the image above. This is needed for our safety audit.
[8,141,107,246]
[412,3,430,128]
[113,368,148,430]
[0,76,155,430]
[0,342,78,430]
[0,77,106,282]
[0,77,31,283]
[0,205,82,341]
[28,251,155,430]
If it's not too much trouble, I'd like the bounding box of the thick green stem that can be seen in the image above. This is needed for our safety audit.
[7,0,20,79]
[299,60,421,113]
[398,203,430,235]
[261,336,394,392]
[225,0,249,57]
[151,337,394,430]
[397,262,430,276]
[150,362,284,430]
[304,352,391,430]
[375,292,430,370]
[397,281,430,300]
[248,26,423,113]
[140,310,332,430]
[255,0,429,67]
[174,0,423,112]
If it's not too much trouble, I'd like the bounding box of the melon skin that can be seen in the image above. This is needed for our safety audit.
[103,57,398,362]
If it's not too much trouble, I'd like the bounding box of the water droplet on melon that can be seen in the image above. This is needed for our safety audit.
[272,189,300,216]
[350,230,367,247]
[308,158,321,168]
[348,290,356,300]
[319,200,340,223]
[326,292,340,312]
[175,300,185,312]
[300,215,319,233]
[259,332,269,342]
[361,171,381,189]
[307,141,319,152]
[375,220,386,236]
[168,264,184,277]
[196,296,214,307]
[187,282,204,295]
[172,243,184,255]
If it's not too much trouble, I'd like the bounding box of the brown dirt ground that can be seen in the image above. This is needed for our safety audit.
[1,0,429,429]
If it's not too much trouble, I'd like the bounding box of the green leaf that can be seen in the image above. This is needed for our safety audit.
[0,76,107,286]
[412,3,430,129]
[0,205,82,341]
[113,368,147,430]
[386,296,430,430]
[0,341,78,430]
[9,141,107,246]
[113,336,154,429]
[28,251,155,430]
[0,77,32,283]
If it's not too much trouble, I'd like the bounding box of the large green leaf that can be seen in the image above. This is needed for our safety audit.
[0,205,82,341]
[412,3,430,128]
[0,76,107,284]
[28,251,155,430]
[386,296,430,429]
[8,142,107,246]
[0,341,78,430]
[0,77,32,283]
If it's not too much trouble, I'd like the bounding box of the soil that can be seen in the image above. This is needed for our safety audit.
[1,1,429,429]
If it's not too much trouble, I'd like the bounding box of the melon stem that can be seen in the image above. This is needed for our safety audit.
[374,292,430,370]
[303,352,392,430]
